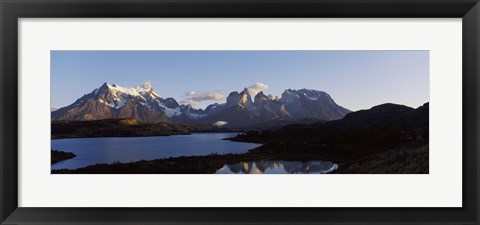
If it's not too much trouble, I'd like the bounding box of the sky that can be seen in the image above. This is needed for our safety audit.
[51,50,429,111]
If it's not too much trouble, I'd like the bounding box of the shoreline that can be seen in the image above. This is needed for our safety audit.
[51,143,428,174]
[51,152,339,174]
[52,131,242,140]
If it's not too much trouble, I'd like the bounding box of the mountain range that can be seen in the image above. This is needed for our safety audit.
[51,82,351,128]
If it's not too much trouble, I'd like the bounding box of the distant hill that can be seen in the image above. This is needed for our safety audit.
[51,118,224,139]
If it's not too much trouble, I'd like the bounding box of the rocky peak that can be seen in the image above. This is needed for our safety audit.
[100,82,109,89]
[95,82,110,95]
[280,89,301,105]
[239,88,253,106]
[205,103,222,113]
[137,82,152,92]
[225,88,253,108]
[254,91,269,105]
[137,82,162,100]
[298,89,330,101]
[53,83,352,127]
[161,97,180,108]
[226,91,241,104]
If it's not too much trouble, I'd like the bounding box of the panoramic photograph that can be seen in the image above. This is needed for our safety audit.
[51,50,429,174]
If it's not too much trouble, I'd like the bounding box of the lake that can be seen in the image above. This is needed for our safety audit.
[51,133,261,170]
[216,160,338,174]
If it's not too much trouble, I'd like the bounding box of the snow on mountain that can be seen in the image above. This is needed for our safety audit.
[280,88,350,120]
[100,82,182,117]
[159,102,182,117]
[181,87,349,128]
[52,82,180,123]
[108,83,142,96]
[136,82,162,99]
[52,83,350,127]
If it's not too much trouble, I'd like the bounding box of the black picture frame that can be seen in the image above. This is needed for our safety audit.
[1,0,479,224]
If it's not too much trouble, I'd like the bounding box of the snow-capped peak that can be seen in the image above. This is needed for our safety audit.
[106,83,141,97]
[137,82,162,99]
[297,88,329,101]
[136,82,153,93]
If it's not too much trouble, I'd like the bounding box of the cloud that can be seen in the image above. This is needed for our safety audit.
[185,91,196,96]
[247,82,269,96]
[179,99,198,107]
[185,91,224,102]
[180,90,224,107]
[212,121,228,127]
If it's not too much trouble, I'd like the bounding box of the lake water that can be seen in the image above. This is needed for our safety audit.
[51,133,261,170]
[216,160,338,174]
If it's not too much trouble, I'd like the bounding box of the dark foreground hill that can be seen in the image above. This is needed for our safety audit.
[229,102,429,164]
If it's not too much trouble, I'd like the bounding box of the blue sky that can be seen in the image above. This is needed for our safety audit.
[51,50,429,111]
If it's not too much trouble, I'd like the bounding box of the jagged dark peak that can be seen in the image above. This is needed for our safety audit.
[180,104,193,109]
[179,104,204,112]
[281,88,301,98]
[205,103,222,112]
[225,88,254,108]
[161,97,180,108]
[164,97,177,103]
[226,91,240,103]
[188,107,204,114]
[100,82,109,88]
[240,88,253,105]
[227,91,240,97]
[256,91,267,98]
[254,91,269,104]
[96,82,111,93]
[280,89,303,104]
[227,88,250,100]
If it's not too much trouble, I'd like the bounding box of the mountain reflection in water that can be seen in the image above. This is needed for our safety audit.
[216,160,338,174]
